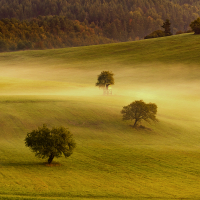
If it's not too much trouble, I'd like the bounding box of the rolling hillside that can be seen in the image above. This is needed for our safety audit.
[0,33,200,199]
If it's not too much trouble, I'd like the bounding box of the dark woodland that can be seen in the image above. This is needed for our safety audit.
[0,0,200,52]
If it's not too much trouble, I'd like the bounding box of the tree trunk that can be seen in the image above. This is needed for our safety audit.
[48,153,54,164]
[133,119,138,127]
[103,85,108,95]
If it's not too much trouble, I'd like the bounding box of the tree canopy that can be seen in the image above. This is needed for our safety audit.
[96,71,114,89]
[121,100,158,128]
[161,19,172,36]
[25,124,76,164]
[190,17,200,34]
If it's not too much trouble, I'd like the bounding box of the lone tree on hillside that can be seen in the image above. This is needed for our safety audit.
[25,124,76,164]
[121,100,158,128]
[190,18,200,34]
[161,19,172,36]
[96,71,114,95]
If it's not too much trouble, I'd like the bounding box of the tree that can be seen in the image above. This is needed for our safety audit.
[190,17,200,34]
[161,19,172,36]
[96,71,114,93]
[121,100,158,128]
[25,124,76,164]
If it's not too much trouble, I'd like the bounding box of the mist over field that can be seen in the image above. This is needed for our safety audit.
[1,33,200,199]
[1,61,200,120]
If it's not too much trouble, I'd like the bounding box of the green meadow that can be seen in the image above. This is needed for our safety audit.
[1,33,200,199]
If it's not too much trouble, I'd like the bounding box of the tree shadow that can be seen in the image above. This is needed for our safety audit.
[1,161,62,167]
[130,125,152,131]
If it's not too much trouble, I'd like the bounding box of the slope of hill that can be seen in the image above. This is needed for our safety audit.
[0,33,200,199]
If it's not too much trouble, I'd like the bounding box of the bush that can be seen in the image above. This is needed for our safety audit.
[176,30,183,35]
[144,30,165,39]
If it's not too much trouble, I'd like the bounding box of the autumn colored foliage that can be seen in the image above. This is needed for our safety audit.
[0,16,113,52]
[0,0,200,51]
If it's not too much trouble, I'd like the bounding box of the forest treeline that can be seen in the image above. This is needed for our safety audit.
[0,16,113,51]
[0,0,200,52]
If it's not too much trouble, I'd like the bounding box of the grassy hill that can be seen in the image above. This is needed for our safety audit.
[1,33,200,199]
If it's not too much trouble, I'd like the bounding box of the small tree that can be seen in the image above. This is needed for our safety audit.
[190,18,200,34]
[96,71,114,94]
[121,100,158,128]
[161,19,172,36]
[25,124,76,164]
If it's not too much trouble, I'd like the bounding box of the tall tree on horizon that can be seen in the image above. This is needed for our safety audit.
[162,19,172,36]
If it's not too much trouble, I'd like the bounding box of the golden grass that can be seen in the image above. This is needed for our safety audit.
[0,34,200,199]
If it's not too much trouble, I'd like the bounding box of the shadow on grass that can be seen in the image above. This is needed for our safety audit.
[130,125,152,131]
[0,161,62,167]
[0,194,198,200]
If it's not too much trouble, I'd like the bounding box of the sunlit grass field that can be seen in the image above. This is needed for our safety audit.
[1,33,200,199]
